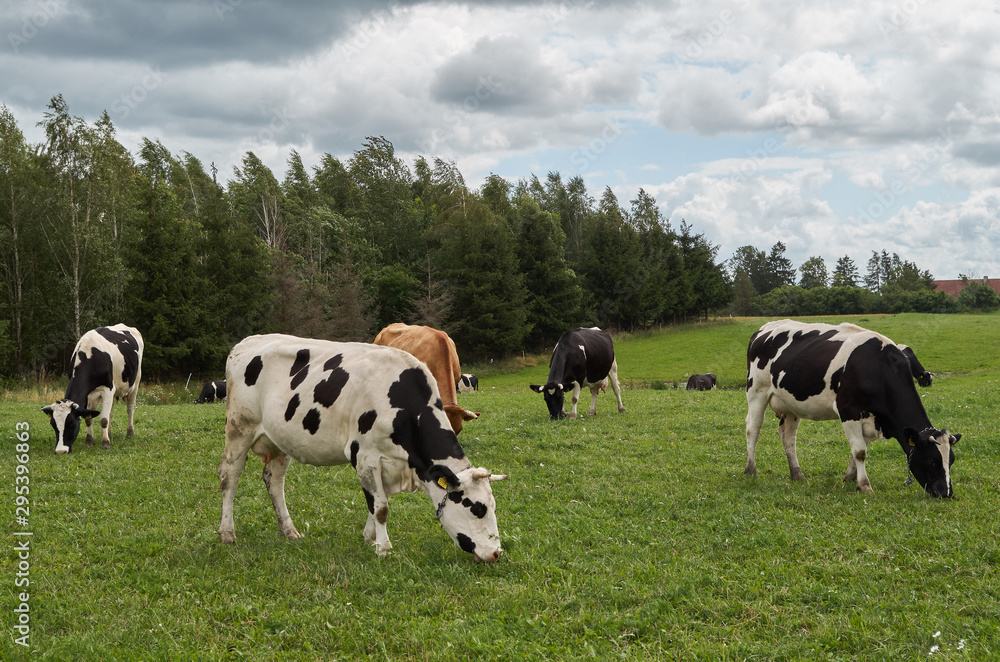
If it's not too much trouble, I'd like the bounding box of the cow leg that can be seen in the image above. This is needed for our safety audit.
[96,389,114,449]
[777,414,804,481]
[744,388,769,477]
[125,389,137,438]
[607,359,626,413]
[841,419,874,493]
[262,452,301,540]
[588,385,601,416]
[218,415,255,544]
[569,383,583,419]
[357,459,392,556]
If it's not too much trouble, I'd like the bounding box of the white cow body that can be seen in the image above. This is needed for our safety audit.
[218,334,505,561]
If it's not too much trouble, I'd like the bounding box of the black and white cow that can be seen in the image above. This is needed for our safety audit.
[686,373,717,391]
[898,345,935,387]
[745,319,959,497]
[458,373,478,393]
[218,334,507,562]
[195,380,227,404]
[529,327,625,420]
[42,324,143,454]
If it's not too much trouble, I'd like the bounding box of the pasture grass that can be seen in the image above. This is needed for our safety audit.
[3,313,1000,660]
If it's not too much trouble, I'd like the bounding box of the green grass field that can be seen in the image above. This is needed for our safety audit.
[3,314,999,660]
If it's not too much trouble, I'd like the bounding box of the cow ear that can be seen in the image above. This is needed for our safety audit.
[75,407,101,419]
[557,383,565,392]
[42,405,54,418]
[903,427,920,447]
[529,384,543,393]
[951,433,961,445]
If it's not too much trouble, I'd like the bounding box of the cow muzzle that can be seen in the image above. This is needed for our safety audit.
[475,548,502,563]
[927,481,953,498]
[55,445,70,454]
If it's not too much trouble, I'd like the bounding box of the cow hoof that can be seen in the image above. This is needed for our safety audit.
[618,406,626,413]
[102,440,110,450]
[790,469,804,481]
[86,436,95,446]
[857,484,874,494]
[283,527,302,540]
[374,544,392,557]
[126,428,135,438]
[219,530,237,544]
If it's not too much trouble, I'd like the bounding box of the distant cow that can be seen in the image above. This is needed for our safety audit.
[458,374,478,393]
[195,380,227,404]
[530,327,625,420]
[373,323,479,434]
[745,319,959,497]
[898,345,935,387]
[42,324,144,453]
[218,334,506,561]
[686,373,717,391]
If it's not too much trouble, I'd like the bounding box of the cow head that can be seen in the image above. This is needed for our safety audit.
[443,404,479,435]
[42,400,100,454]
[529,382,565,420]
[431,466,507,562]
[904,427,960,498]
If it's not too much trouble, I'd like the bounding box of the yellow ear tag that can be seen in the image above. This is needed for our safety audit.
[908,439,916,447]
[437,477,448,490]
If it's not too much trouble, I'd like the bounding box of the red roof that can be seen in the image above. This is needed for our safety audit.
[932,278,1000,297]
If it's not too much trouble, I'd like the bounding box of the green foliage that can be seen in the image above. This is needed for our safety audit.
[957,280,1000,312]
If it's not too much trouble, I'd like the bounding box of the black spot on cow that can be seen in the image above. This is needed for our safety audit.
[388,367,434,411]
[289,349,310,389]
[314,354,349,408]
[748,329,789,371]
[96,326,141,386]
[302,408,321,435]
[350,440,360,468]
[770,329,841,401]
[456,533,476,555]
[467,500,487,519]
[358,410,378,434]
[448,490,463,504]
[362,487,375,514]
[244,356,264,386]
[284,393,301,422]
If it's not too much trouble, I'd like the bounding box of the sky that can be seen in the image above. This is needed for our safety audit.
[3,0,1000,280]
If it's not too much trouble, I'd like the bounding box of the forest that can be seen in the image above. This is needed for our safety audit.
[1,96,995,380]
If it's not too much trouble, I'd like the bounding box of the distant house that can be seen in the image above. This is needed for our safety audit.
[932,277,1000,298]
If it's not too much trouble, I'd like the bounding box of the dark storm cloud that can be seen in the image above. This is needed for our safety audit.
[430,35,564,115]
[7,0,370,66]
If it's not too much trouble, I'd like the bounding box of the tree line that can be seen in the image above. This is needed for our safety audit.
[728,242,1000,316]
[0,97,730,379]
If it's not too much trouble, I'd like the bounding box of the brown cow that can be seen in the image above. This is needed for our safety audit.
[373,323,479,434]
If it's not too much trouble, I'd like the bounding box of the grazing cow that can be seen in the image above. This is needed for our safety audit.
[686,373,717,391]
[218,334,506,561]
[458,373,478,393]
[529,327,625,420]
[744,319,959,497]
[196,379,227,404]
[373,323,479,434]
[898,345,935,387]
[42,324,143,454]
